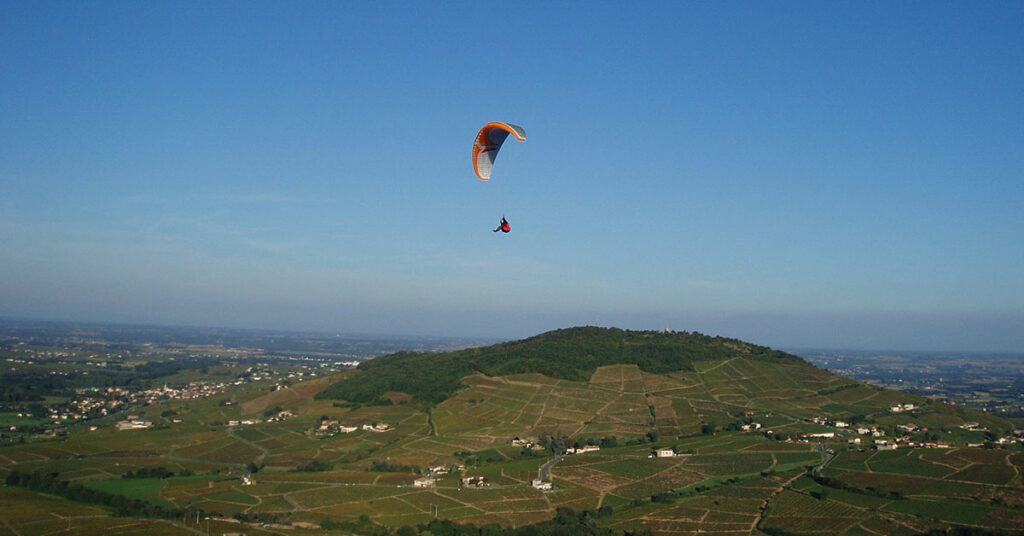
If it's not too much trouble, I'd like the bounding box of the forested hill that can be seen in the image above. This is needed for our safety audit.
[316,326,803,406]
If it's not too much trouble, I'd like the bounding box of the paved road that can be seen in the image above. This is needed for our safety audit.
[539,455,566,481]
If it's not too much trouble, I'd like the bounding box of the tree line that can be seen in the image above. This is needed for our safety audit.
[321,507,653,536]
[4,470,210,520]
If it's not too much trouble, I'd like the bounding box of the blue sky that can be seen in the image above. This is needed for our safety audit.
[2,2,1022,351]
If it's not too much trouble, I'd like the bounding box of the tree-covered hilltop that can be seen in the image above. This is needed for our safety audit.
[316,326,803,406]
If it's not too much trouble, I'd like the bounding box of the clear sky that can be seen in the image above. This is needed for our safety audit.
[2,1,1022,351]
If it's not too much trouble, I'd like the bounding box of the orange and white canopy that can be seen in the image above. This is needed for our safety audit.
[472,122,526,181]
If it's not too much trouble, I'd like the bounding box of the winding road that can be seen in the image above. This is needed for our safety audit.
[539,455,566,481]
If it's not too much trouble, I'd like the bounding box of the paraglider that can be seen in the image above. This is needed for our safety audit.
[473,122,526,181]
[473,122,525,233]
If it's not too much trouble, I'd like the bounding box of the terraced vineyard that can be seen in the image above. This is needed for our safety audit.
[1,328,1021,535]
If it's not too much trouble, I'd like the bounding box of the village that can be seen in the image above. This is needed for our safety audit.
[774,404,1024,450]
[2,358,349,441]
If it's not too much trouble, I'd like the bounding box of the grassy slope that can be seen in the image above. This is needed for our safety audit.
[317,327,803,405]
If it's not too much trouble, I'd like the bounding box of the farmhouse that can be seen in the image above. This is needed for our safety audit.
[656,448,676,458]
[413,477,436,488]
[532,479,552,491]
[567,445,600,454]
[116,420,152,431]
[461,476,489,488]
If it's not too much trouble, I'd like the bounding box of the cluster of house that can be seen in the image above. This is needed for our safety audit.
[227,418,263,426]
[132,382,230,404]
[411,463,483,489]
[809,416,852,428]
[857,437,952,450]
[12,382,229,433]
[509,437,604,455]
[787,413,1024,449]
[972,428,1024,447]
[509,437,545,450]
[315,418,391,436]
[461,475,490,488]
[265,410,294,422]
[788,417,891,442]
[889,403,917,413]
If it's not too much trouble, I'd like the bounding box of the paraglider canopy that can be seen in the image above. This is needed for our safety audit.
[473,122,526,181]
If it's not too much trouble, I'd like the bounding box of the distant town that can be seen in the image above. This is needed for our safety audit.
[0,319,487,442]
[797,349,1024,418]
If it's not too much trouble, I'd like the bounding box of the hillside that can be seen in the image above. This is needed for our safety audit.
[317,327,803,405]
[2,326,1021,536]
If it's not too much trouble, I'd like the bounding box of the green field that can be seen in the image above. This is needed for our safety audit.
[84,478,177,509]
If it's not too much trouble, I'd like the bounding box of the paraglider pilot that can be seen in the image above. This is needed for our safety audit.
[493,216,510,233]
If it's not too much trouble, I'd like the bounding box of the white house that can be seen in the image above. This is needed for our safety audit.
[413,477,436,488]
[116,420,152,431]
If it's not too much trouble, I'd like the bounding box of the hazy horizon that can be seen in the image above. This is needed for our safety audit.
[4,314,1022,356]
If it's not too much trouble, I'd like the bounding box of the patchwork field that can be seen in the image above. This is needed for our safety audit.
[2,352,1022,536]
